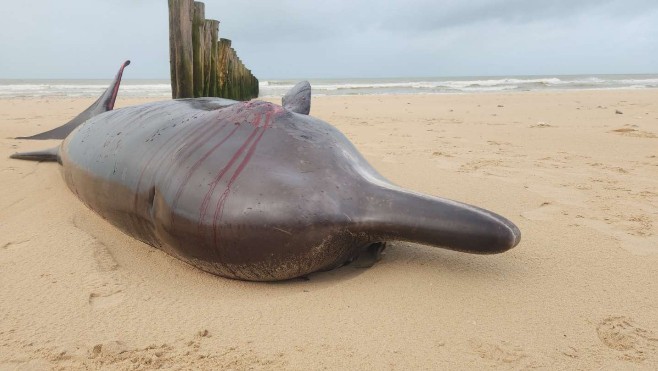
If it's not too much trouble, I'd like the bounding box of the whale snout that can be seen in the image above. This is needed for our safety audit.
[439,209,521,254]
[483,215,521,254]
[363,185,522,255]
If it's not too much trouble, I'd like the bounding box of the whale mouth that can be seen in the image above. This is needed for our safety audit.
[351,242,387,268]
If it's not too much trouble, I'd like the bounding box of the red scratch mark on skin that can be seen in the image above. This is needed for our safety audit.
[156,116,231,200]
[197,113,263,227]
[165,102,267,224]
[211,117,269,245]
[211,106,284,247]
[169,123,243,221]
[150,102,259,216]
[132,113,222,209]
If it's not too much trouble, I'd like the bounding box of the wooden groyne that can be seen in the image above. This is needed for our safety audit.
[168,0,259,100]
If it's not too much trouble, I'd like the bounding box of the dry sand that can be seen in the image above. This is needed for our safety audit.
[0,90,657,370]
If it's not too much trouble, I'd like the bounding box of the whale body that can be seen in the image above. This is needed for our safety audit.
[11,62,521,281]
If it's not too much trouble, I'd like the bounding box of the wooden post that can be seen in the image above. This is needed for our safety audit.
[203,20,218,97]
[168,0,194,99]
[218,39,231,98]
[169,1,258,100]
[225,49,234,99]
[191,2,205,97]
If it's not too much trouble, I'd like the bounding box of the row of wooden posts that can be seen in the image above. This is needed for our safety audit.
[168,0,259,100]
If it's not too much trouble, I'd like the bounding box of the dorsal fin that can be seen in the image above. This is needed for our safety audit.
[16,60,131,140]
[282,81,311,115]
[10,146,59,162]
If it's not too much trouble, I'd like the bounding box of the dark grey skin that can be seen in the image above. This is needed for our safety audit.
[11,63,520,281]
[282,81,311,115]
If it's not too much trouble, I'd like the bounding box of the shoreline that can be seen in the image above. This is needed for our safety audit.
[0,86,657,101]
[1,90,657,369]
[0,86,655,100]
[2,73,658,99]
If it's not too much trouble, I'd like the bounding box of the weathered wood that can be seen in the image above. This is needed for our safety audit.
[169,1,258,100]
[168,0,194,99]
[218,39,231,98]
[191,2,205,97]
[203,20,217,97]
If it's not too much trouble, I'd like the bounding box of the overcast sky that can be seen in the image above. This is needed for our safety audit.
[1,0,657,79]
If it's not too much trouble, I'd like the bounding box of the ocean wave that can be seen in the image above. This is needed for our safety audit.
[2,75,657,98]
[258,75,658,96]
[0,82,172,98]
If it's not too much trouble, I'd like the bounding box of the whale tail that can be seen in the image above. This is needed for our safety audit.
[15,60,131,140]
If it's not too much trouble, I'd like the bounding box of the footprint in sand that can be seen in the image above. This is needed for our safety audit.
[81,331,285,369]
[581,218,658,256]
[86,240,126,309]
[70,213,127,309]
[431,151,454,158]
[459,159,503,173]
[596,316,658,362]
[88,291,126,309]
[521,202,562,221]
[525,183,588,208]
[469,339,527,365]
[93,240,119,272]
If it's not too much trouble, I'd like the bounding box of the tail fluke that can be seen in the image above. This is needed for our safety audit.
[10,146,59,162]
[16,60,131,140]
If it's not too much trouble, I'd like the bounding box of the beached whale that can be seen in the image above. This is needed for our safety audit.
[11,61,521,281]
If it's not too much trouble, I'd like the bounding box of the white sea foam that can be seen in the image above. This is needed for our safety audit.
[1,75,657,99]
[257,75,658,97]
[0,80,172,98]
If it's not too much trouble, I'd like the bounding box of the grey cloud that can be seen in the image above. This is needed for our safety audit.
[379,0,658,32]
[212,0,658,40]
[0,0,656,78]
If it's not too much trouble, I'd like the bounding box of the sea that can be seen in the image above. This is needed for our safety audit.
[1,75,657,99]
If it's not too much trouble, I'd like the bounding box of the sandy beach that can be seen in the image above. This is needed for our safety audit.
[1,90,657,369]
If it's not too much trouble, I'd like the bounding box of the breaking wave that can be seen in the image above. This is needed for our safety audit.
[1,75,657,98]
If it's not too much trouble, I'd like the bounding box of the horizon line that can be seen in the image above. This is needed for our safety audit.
[2,71,658,81]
